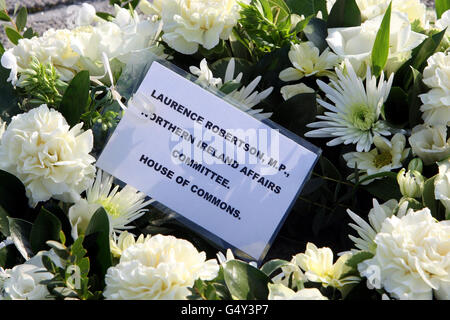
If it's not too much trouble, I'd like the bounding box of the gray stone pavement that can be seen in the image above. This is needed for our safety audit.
[1,0,437,48]
[1,0,111,47]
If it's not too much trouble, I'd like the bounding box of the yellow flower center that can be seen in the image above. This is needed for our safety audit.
[99,199,121,218]
[373,151,392,168]
[350,105,376,131]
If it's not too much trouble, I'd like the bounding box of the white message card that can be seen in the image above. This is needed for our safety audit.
[97,60,320,261]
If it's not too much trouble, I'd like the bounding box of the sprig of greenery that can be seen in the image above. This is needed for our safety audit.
[41,235,101,300]
[234,0,305,61]
[18,56,68,108]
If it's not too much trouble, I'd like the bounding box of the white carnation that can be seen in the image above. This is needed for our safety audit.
[103,234,219,300]
[419,52,450,126]
[0,105,95,207]
[358,208,450,300]
[1,5,163,85]
[1,263,53,300]
[156,0,247,54]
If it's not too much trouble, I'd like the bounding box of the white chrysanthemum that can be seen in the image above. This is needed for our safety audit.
[216,249,257,268]
[343,134,410,183]
[69,169,153,239]
[327,11,427,75]
[409,125,450,165]
[1,5,163,85]
[189,58,273,119]
[153,0,247,54]
[103,234,219,300]
[268,284,328,300]
[347,199,401,253]
[1,264,53,300]
[305,61,393,152]
[110,231,152,258]
[419,52,450,126]
[280,83,315,101]
[435,159,450,216]
[0,105,95,207]
[279,42,340,81]
[358,208,450,300]
[189,59,223,88]
[294,243,360,288]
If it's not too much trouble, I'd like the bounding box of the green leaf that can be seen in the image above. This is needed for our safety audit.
[15,7,27,32]
[327,0,361,28]
[354,172,403,201]
[408,67,427,127]
[4,26,22,45]
[303,18,328,52]
[0,10,11,22]
[59,70,90,126]
[22,27,34,39]
[285,0,328,19]
[259,0,273,22]
[7,217,33,260]
[384,86,409,127]
[271,93,317,137]
[0,170,29,218]
[0,205,9,237]
[0,65,20,122]
[30,208,62,254]
[371,2,392,77]
[0,42,4,55]
[260,259,290,277]
[436,0,450,19]
[83,207,112,286]
[423,175,441,219]
[223,260,270,300]
[219,81,241,95]
[396,29,446,89]
[96,12,114,21]
[341,251,374,278]
[210,58,254,86]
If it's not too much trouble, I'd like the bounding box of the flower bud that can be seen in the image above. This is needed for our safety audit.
[408,158,423,173]
[397,168,425,199]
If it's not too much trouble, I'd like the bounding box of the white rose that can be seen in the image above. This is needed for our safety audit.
[435,10,450,37]
[268,284,327,300]
[103,234,219,300]
[358,208,450,300]
[157,0,247,54]
[356,0,427,25]
[2,264,53,300]
[0,105,95,207]
[409,125,450,165]
[435,159,450,216]
[419,52,450,126]
[327,11,427,75]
